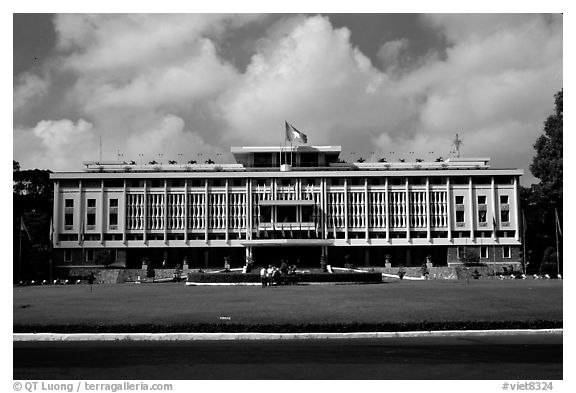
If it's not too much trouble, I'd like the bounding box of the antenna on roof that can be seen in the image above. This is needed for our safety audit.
[99,135,102,162]
[452,133,463,158]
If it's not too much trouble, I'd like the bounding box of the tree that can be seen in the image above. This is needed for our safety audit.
[530,89,563,208]
[522,90,563,274]
[13,162,54,282]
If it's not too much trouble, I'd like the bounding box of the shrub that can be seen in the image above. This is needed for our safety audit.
[186,272,382,284]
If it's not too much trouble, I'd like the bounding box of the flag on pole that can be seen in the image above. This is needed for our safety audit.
[20,217,32,241]
[49,217,54,243]
[555,208,562,237]
[285,121,308,144]
[522,210,527,237]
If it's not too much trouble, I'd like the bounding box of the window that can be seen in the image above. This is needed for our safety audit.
[478,210,487,223]
[109,212,118,227]
[103,179,123,188]
[254,153,273,167]
[500,210,510,223]
[256,179,267,187]
[259,206,272,222]
[500,195,509,204]
[301,206,314,222]
[86,250,94,262]
[502,246,511,259]
[109,199,118,208]
[455,196,464,205]
[306,178,317,187]
[477,195,486,205]
[191,179,203,187]
[64,250,72,262]
[480,246,488,259]
[456,210,465,223]
[87,212,96,226]
[65,199,74,208]
[277,206,297,222]
[65,213,74,226]
[87,199,96,208]
[281,179,292,187]
[457,247,466,259]
[110,250,117,262]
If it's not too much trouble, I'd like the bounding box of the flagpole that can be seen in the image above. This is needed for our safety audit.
[555,208,560,276]
[522,209,527,275]
[19,217,23,283]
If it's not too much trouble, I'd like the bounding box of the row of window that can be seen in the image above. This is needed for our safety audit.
[455,195,509,205]
[63,249,117,263]
[64,199,118,229]
[60,176,517,189]
[457,246,512,259]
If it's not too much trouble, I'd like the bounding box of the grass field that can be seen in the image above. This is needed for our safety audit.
[13,280,562,332]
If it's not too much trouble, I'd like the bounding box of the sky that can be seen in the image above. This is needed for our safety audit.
[13,13,562,185]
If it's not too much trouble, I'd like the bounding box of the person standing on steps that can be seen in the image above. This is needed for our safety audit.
[260,266,267,288]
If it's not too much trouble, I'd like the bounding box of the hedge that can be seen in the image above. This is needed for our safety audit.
[13,320,562,334]
[186,272,382,284]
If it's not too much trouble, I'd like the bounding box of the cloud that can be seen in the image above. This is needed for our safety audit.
[217,16,404,145]
[13,14,562,186]
[14,72,50,112]
[33,118,94,149]
[13,118,97,171]
[377,38,409,71]
[123,114,225,163]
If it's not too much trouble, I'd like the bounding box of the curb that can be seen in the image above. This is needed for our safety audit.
[13,329,562,342]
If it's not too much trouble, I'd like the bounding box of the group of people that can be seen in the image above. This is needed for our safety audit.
[260,262,297,287]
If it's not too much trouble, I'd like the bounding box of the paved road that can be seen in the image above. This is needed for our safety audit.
[13,334,562,380]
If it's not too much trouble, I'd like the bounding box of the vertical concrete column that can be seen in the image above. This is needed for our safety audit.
[122,180,127,246]
[364,177,369,241]
[405,177,410,241]
[78,180,83,246]
[344,178,349,241]
[100,180,105,246]
[322,178,327,239]
[53,180,60,246]
[469,176,475,241]
[204,180,209,243]
[247,179,252,240]
[513,176,520,241]
[385,177,390,241]
[225,178,229,243]
[143,180,148,244]
[426,177,431,241]
[184,179,188,244]
[446,177,452,241]
[491,176,497,240]
[164,179,168,245]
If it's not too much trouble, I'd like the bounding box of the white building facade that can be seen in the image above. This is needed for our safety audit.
[50,145,523,270]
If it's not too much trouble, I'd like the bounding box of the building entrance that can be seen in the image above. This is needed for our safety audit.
[252,246,321,268]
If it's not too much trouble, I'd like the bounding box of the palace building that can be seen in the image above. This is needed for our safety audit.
[50,144,524,271]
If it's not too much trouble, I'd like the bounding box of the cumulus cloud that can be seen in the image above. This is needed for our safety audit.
[377,38,410,71]
[14,72,50,112]
[13,13,562,186]
[14,118,98,170]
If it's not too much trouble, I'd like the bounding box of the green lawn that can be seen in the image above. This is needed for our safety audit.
[13,280,562,332]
